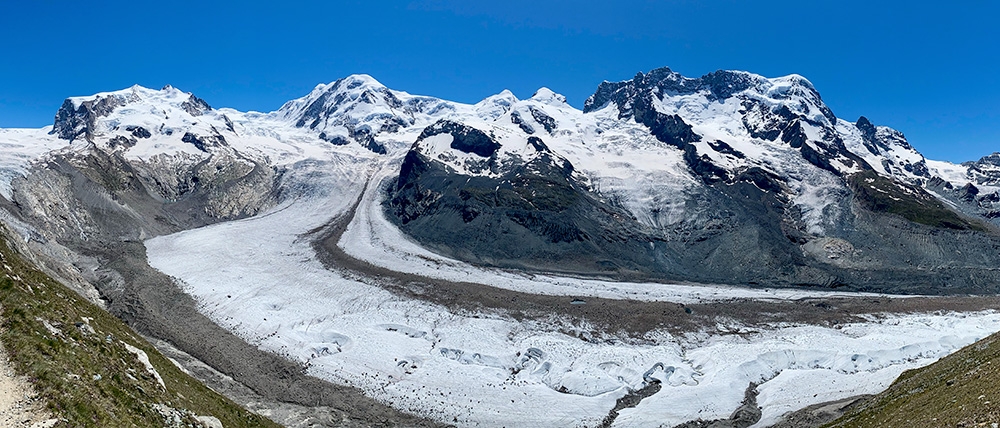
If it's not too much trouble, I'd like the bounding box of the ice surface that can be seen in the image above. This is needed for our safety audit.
[926,159,973,186]
[0,127,72,199]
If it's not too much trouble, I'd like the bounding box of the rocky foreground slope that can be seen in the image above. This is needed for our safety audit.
[0,226,280,427]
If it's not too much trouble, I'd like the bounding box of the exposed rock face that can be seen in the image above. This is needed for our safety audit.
[587,67,869,177]
[528,106,557,134]
[389,129,659,275]
[965,152,1000,185]
[182,132,228,152]
[419,120,501,158]
[10,147,276,247]
[388,127,1000,292]
[180,93,212,116]
[127,125,151,139]
[918,153,1000,223]
[51,86,213,142]
[387,146,826,286]
[52,94,133,140]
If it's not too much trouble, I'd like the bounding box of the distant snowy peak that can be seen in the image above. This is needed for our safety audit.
[585,67,833,124]
[964,152,1000,186]
[52,85,212,141]
[30,68,968,194]
[580,66,946,188]
[273,74,460,154]
[581,66,870,182]
[41,83,244,161]
[529,87,569,106]
[473,89,518,121]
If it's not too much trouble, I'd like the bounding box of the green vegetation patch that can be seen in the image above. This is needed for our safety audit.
[827,331,1000,428]
[0,228,280,428]
[848,170,988,231]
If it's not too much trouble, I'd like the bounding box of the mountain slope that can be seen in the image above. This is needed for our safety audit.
[826,330,1000,428]
[383,67,1000,293]
[0,83,445,427]
[0,225,280,427]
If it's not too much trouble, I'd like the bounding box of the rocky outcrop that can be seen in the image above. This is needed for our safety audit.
[52,94,134,140]
[418,120,500,158]
[180,93,212,116]
[9,146,277,248]
[181,131,228,152]
[964,152,1000,185]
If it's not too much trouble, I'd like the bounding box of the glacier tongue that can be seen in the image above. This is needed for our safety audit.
[145,154,1000,427]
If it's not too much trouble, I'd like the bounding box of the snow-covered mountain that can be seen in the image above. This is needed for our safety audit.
[4,66,1000,428]
[2,67,1000,292]
[373,67,1000,291]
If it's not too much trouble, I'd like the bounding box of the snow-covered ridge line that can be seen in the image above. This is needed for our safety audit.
[6,68,1000,293]
[3,68,992,195]
[4,67,999,253]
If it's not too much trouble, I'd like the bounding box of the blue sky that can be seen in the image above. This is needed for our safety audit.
[1,0,997,162]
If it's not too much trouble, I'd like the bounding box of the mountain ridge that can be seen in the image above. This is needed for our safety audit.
[3,66,1000,294]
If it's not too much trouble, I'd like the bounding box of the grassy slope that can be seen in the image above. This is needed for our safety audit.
[827,331,1000,428]
[848,170,988,232]
[0,228,280,428]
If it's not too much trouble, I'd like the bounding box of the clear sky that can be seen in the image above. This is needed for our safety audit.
[1,0,997,162]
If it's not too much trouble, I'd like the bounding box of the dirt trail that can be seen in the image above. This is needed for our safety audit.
[0,327,57,428]
[313,192,1000,337]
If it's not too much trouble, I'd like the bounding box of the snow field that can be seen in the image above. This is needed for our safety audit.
[0,128,71,199]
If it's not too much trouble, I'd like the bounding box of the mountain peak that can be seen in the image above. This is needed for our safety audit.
[339,73,384,89]
[304,74,388,101]
[856,115,877,140]
[775,73,815,90]
[477,89,518,104]
[51,85,211,140]
[278,74,400,126]
[529,87,567,106]
[475,89,519,120]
